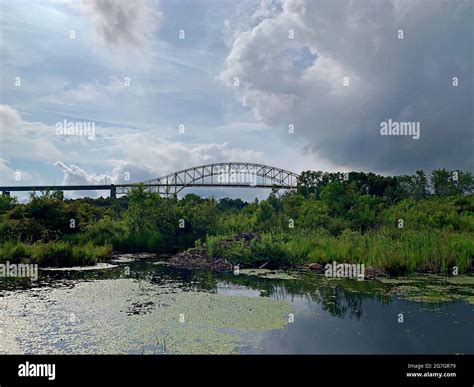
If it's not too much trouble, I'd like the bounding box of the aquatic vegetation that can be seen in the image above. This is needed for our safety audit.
[382,275,474,304]
[239,268,298,280]
[169,291,292,331]
[445,276,474,285]
[1,257,472,355]
[0,277,293,354]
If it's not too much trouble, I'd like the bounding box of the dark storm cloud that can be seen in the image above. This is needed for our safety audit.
[220,0,473,173]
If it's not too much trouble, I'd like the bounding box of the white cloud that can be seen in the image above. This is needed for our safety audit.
[0,159,33,185]
[0,104,25,139]
[0,105,65,162]
[220,0,473,173]
[54,161,108,185]
[54,139,266,189]
[113,133,265,176]
[75,0,161,67]
[41,77,145,106]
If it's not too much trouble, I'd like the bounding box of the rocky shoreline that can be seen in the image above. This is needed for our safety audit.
[168,248,233,272]
[157,231,473,280]
[166,246,473,280]
[166,246,389,279]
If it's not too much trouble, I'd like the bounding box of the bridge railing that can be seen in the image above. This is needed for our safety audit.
[1,162,300,197]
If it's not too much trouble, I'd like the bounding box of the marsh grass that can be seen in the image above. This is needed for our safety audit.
[207,228,473,274]
[0,241,112,267]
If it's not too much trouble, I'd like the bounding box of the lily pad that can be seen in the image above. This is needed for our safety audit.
[239,268,297,280]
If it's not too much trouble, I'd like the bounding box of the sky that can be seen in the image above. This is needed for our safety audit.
[0,0,472,199]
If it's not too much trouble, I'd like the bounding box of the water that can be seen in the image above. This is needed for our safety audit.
[0,257,472,354]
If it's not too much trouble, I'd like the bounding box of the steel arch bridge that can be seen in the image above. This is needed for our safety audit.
[116,162,300,196]
[0,162,300,198]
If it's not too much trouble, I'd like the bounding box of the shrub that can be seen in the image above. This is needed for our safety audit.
[0,241,32,263]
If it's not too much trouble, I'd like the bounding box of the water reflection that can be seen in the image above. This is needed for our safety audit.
[0,259,432,321]
[0,258,472,354]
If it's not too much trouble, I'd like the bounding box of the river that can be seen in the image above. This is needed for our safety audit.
[0,256,472,354]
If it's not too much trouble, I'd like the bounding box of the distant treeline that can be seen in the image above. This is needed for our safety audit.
[0,168,472,273]
[297,168,473,200]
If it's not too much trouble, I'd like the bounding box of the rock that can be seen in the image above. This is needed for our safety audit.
[307,263,324,272]
[365,266,386,279]
[168,248,232,272]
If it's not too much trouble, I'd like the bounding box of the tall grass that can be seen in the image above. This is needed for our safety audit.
[0,241,112,267]
[0,240,32,263]
[206,228,473,274]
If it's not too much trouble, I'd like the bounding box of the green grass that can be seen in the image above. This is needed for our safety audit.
[206,228,473,274]
[0,241,112,267]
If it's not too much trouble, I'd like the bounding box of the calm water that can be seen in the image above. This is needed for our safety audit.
[0,257,472,354]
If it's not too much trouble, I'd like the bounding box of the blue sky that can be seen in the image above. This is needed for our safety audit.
[0,0,472,198]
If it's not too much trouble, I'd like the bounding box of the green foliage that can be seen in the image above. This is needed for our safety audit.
[0,241,112,266]
[77,216,127,245]
[0,195,17,216]
[431,169,473,196]
[0,169,472,271]
[0,240,32,263]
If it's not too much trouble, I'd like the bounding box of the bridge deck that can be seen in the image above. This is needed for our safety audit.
[0,183,293,192]
[0,162,299,196]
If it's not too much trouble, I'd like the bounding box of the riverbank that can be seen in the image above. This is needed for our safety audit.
[1,177,472,272]
[0,241,112,267]
[162,230,474,278]
[1,227,472,276]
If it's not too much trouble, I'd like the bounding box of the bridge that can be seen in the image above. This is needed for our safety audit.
[0,162,300,198]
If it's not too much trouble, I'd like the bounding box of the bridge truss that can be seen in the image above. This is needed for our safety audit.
[0,162,300,198]
[115,162,300,196]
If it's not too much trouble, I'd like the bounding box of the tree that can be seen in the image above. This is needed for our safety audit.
[125,185,158,234]
[431,169,458,196]
[398,170,429,200]
[255,201,277,232]
[297,171,344,198]
[320,181,356,217]
[457,171,474,194]
[0,195,17,215]
[412,170,429,198]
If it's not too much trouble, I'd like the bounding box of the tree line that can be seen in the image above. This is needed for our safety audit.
[0,168,472,273]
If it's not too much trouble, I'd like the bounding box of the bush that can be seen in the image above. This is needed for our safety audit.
[0,241,113,267]
[0,241,32,263]
[30,241,74,266]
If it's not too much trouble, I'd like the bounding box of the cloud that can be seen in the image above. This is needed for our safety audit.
[0,105,65,162]
[54,161,108,185]
[113,133,265,176]
[0,105,23,137]
[41,77,145,107]
[0,159,33,185]
[76,0,161,66]
[54,139,266,188]
[108,159,157,183]
[220,0,473,173]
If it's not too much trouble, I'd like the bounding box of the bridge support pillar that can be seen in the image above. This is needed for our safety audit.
[110,185,116,199]
[2,191,10,197]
